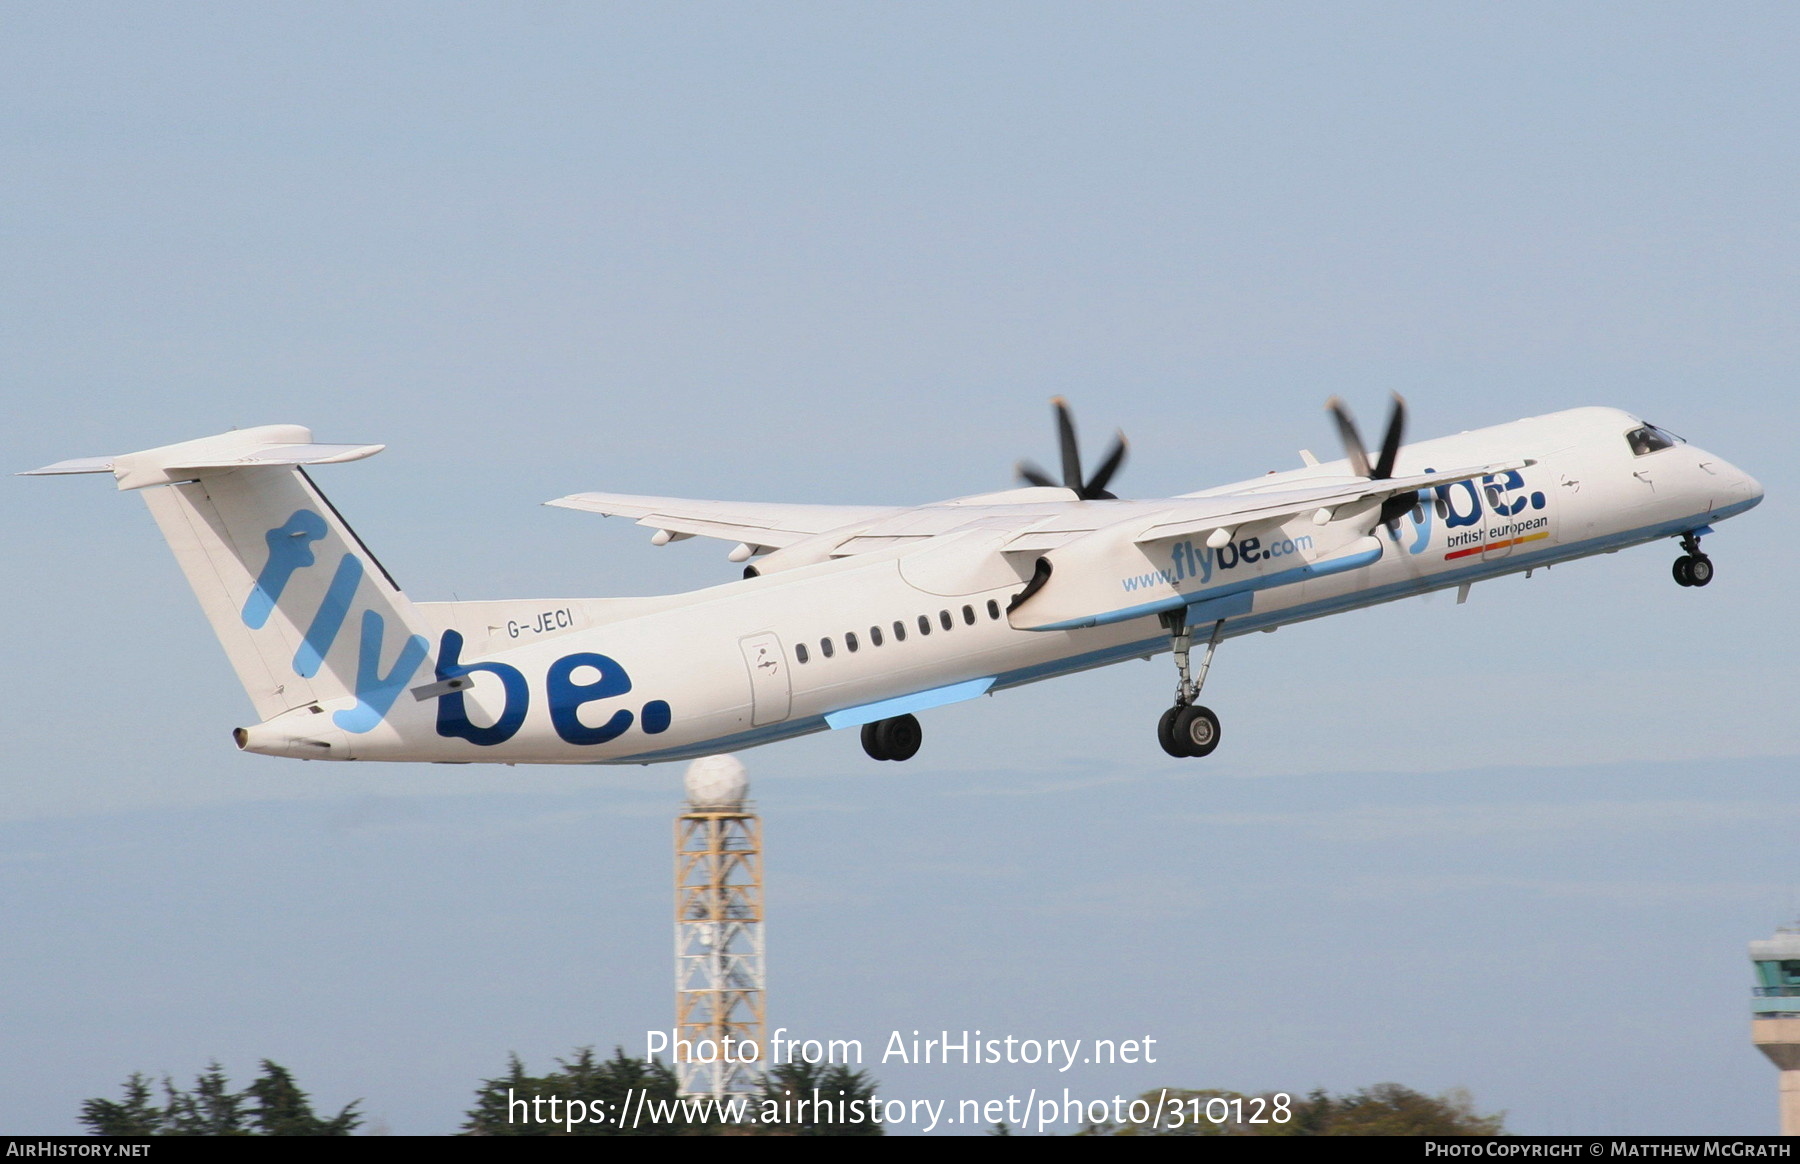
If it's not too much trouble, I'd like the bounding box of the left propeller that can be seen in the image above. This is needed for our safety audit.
[1016,397,1129,501]
[1325,393,1418,537]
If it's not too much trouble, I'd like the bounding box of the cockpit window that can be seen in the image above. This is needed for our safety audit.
[1625,424,1681,456]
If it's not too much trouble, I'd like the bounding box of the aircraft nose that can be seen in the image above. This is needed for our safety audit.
[1714,459,1764,512]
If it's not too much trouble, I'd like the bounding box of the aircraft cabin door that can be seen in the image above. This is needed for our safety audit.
[738,632,792,726]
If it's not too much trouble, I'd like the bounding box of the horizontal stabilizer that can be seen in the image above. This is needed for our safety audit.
[21,426,384,490]
[20,456,118,476]
[165,443,385,470]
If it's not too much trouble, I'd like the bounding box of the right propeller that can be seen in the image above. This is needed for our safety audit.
[1016,397,1128,501]
[1325,393,1418,538]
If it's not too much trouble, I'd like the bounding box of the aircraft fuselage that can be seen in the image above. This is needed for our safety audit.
[229,405,1762,765]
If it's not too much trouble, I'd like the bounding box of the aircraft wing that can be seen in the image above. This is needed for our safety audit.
[979,460,1529,554]
[999,459,1534,632]
[548,458,1526,557]
[546,491,898,549]
[1127,460,1530,545]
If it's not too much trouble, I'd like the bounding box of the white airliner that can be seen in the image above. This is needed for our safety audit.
[25,399,1762,764]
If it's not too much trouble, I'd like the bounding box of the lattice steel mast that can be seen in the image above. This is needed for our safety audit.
[674,756,766,1101]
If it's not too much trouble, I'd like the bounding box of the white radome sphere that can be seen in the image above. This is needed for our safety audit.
[685,754,748,809]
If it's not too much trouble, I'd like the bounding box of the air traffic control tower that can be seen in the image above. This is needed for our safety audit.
[1751,926,1800,1135]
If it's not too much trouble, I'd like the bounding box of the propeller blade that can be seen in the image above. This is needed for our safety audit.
[1372,393,1407,480]
[1017,460,1059,489]
[1326,396,1372,479]
[1082,433,1129,500]
[1378,490,1420,537]
[1053,397,1083,492]
[1015,399,1130,499]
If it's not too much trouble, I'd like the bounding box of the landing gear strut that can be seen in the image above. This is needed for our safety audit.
[861,714,922,762]
[1157,611,1223,758]
[1672,531,1714,588]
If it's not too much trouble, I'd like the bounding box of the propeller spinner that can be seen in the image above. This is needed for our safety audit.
[1016,398,1129,501]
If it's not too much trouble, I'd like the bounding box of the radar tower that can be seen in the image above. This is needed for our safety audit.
[674,755,766,1101]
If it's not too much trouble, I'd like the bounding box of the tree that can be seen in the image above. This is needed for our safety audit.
[464,1047,888,1136]
[81,1062,359,1136]
[80,1074,162,1137]
[1086,1084,1505,1136]
[1295,1083,1505,1136]
[463,1047,703,1136]
[243,1061,361,1136]
[162,1062,247,1135]
[757,1059,882,1136]
[1080,1088,1258,1136]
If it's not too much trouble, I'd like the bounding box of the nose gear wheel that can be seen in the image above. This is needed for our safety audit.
[1672,531,1714,588]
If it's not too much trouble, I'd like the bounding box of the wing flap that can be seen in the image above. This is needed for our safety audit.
[1001,529,1089,554]
[831,534,933,555]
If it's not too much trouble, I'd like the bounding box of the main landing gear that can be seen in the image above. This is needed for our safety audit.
[861,714,922,762]
[1672,531,1714,588]
[1157,611,1223,759]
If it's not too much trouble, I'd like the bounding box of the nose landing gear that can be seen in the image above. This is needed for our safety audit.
[1672,531,1714,588]
[1157,611,1224,758]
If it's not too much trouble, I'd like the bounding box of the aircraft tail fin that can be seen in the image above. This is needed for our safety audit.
[25,426,434,728]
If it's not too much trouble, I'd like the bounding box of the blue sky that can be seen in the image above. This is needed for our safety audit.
[4,1,1797,1134]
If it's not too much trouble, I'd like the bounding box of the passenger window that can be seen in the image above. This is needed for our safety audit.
[820,637,834,659]
[795,643,809,664]
[939,610,953,631]
[845,631,859,653]
[893,620,907,642]
[987,599,1001,620]
[870,625,883,647]
[918,614,931,636]
[962,604,976,625]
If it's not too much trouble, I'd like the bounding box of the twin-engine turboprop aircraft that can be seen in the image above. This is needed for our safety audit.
[25,399,1761,765]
